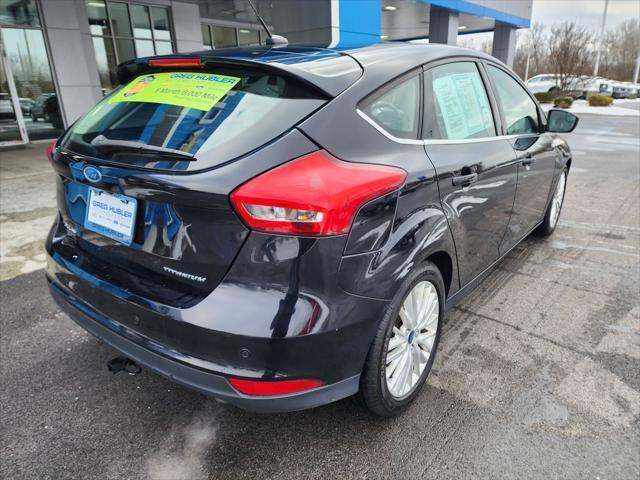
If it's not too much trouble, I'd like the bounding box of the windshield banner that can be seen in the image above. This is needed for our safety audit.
[109,72,241,111]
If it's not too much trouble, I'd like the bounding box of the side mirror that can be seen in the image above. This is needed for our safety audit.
[547,109,579,133]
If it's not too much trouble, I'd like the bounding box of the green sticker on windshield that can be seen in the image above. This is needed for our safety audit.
[109,72,241,111]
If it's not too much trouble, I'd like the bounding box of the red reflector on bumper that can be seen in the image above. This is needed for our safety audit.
[228,378,324,396]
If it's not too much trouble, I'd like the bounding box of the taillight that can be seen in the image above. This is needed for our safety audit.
[148,58,203,68]
[46,141,55,161]
[228,378,324,396]
[230,150,406,236]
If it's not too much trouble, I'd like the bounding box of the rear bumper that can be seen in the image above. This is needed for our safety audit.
[49,281,359,412]
[45,213,388,411]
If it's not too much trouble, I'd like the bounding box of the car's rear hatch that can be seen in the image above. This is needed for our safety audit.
[50,49,362,308]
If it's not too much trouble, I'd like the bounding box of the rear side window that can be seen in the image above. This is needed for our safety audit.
[60,69,327,171]
[423,62,495,140]
[361,75,420,139]
[487,65,539,135]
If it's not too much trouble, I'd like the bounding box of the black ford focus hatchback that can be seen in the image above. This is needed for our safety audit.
[46,43,577,416]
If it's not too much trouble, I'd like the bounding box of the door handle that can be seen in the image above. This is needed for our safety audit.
[522,153,534,166]
[452,173,478,186]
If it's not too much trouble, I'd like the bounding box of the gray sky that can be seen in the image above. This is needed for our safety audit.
[457,0,639,49]
[531,0,640,32]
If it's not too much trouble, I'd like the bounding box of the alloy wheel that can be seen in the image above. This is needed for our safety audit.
[549,171,566,229]
[385,281,439,399]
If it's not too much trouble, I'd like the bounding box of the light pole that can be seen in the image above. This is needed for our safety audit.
[593,0,609,77]
[524,30,531,81]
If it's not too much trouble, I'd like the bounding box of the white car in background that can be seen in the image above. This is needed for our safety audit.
[526,74,617,99]
[525,74,584,97]
[525,74,564,94]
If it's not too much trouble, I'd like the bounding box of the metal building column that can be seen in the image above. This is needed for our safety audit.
[38,0,102,126]
[492,22,517,67]
[429,6,459,45]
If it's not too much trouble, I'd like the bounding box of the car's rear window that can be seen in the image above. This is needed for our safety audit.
[60,68,327,172]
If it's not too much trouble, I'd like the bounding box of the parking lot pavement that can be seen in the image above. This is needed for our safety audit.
[0,144,56,281]
[1,114,639,480]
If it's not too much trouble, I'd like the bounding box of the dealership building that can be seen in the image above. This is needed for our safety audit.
[0,0,532,147]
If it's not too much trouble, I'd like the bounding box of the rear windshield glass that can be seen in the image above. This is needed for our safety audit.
[60,68,327,171]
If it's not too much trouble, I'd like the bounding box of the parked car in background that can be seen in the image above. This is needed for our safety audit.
[47,43,578,416]
[525,74,583,98]
[612,82,633,99]
[579,77,613,98]
[525,74,563,94]
[31,93,55,121]
[622,82,639,98]
[19,98,34,116]
[0,95,35,120]
[0,94,16,121]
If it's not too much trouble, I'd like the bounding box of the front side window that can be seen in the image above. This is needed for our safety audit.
[424,62,495,140]
[361,75,420,139]
[487,65,539,135]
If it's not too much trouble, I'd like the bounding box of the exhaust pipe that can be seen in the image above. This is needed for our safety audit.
[107,356,142,375]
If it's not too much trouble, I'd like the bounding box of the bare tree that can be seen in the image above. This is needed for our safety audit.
[605,19,640,81]
[513,30,530,79]
[511,20,638,84]
[456,35,492,54]
[512,23,549,80]
[528,23,549,76]
[547,22,593,91]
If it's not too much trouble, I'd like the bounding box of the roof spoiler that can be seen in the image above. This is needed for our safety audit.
[116,52,362,97]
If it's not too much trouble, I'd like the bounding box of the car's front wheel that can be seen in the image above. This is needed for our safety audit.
[358,263,444,416]
[536,167,568,236]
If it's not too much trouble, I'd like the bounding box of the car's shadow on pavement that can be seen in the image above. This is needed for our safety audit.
[37,322,471,479]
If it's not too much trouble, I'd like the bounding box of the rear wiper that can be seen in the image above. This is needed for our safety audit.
[90,135,196,160]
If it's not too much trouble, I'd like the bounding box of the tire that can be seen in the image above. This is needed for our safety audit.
[535,167,568,237]
[358,262,444,416]
[549,86,561,94]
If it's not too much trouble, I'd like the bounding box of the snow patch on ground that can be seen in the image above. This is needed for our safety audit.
[541,99,640,117]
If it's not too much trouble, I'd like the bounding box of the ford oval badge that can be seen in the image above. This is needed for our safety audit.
[83,165,102,183]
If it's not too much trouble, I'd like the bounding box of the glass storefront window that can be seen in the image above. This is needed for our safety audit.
[213,26,236,48]
[150,7,171,41]
[0,0,40,27]
[91,36,117,93]
[237,28,260,46]
[108,2,132,37]
[86,0,110,36]
[135,39,154,58]
[201,24,212,49]
[85,1,175,92]
[0,25,64,141]
[203,25,264,49]
[114,37,135,63]
[131,4,151,39]
[155,41,172,55]
[0,50,22,143]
